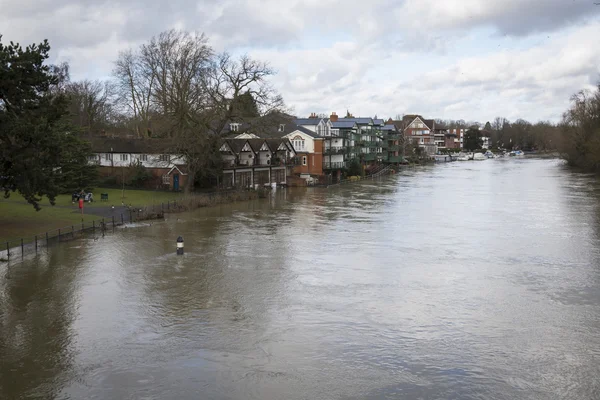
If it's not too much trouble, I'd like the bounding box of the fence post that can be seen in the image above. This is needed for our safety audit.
[130,209,132,223]
[93,220,95,233]
[46,232,49,246]
[35,235,37,252]
[6,242,9,259]
[21,238,24,257]
[121,213,124,224]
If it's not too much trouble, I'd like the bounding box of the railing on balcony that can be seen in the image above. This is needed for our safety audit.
[365,142,377,148]
[388,145,400,151]
[222,158,296,169]
[323,161,347,169]
[363,153,376,161]
[324,147,345,155]
[386,134,402,140]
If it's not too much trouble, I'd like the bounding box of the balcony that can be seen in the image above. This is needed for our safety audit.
[386,134,402,140]
[363,153,376,161]
[325,147,345,155]
[365,142,377,148]
[388,145,400,151]
[222,157,296,169]
[323,161,347,169]
[388,156,404,163]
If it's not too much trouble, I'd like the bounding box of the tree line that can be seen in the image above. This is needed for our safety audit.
[1,30,286,209]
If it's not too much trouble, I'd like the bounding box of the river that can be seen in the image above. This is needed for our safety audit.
[1,158,600,399]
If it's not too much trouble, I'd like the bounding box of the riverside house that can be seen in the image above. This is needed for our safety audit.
[219,138,297,188]
[88,137,187,191]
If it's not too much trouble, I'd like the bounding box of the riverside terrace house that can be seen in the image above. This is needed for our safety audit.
[381,122,404,163]
[219,138,297,188]
[335,114,386,165]
[225,121,325,183]
[87,138,187,190]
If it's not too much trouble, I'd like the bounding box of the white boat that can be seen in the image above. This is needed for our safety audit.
[473,153,487,160]
[457,156,469,161]
[484,150,494,158]
[509,150,525,157]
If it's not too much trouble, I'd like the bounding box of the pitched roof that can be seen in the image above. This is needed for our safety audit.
[423,119,435,130]
[224,139,249,154]
[373,119,385,125]
[294,118,323,126]
[339,117,373,125]
[382,124,399,132]
[331,121,358,129]
[88,138,174,154]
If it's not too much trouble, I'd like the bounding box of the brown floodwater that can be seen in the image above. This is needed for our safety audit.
[1,158,600,399]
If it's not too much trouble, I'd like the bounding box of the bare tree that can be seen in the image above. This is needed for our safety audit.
[116,30,286,192]
[113,49,154,138]
[66,79,116,133]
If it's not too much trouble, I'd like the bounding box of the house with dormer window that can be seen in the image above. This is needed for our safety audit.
[219,138,296,188]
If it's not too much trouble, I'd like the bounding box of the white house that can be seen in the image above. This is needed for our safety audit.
[88,138,187,190]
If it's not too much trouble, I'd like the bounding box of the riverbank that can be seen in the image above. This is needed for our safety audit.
[0,187,259,245]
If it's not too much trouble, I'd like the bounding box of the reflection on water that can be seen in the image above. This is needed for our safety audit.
[2,158,600,399]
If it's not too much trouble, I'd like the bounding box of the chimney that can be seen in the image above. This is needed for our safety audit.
[330,112,338,122]
[309,112,317,118]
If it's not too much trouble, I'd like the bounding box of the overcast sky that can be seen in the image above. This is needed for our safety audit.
[2,0,600,123]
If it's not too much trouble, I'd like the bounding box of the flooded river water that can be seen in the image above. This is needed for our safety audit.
[1,158,600,399]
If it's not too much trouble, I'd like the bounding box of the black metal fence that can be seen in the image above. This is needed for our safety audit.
[0,190,257,261]
[0,202,173,261]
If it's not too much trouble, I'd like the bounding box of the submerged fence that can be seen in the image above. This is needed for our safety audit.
[0,190,258,262]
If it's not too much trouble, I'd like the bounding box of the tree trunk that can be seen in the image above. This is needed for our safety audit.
[185,169,196,194]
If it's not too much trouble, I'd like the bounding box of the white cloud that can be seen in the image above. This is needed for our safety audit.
[1,0,599,123]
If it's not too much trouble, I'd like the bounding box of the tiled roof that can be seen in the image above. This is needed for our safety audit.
[331,121,358,129]
[89,138,174,153]
[381,124,398,131]
[294,118,322,126]
[339,117,373,125]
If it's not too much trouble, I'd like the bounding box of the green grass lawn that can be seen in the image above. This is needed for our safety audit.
[32,187,181,208]
[0,188,181,244]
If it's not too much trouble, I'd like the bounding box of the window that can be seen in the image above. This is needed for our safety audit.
[292,138,305,151]
[120,154,128,161]
[105,153,113,161]
[420,138,424,144]
[162,174,170,184]
[279,124,285,132]
[140,154,148,161]
[87,155,97,161]
[159,154,170,162]
[230,123,240,132]
[302,156,307,166]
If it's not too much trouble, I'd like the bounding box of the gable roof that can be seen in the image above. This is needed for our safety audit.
[224,139,250,154]
[382,124,399,132]
[373,118,385,125]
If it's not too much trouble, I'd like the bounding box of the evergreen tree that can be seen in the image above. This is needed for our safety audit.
[0,35,96,209]
[463,128,483,151]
